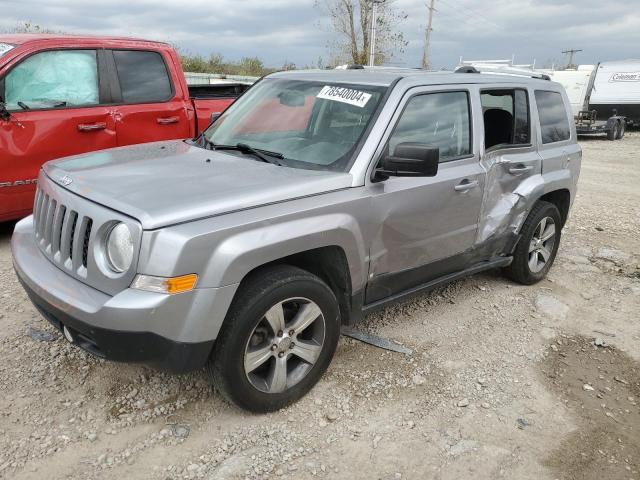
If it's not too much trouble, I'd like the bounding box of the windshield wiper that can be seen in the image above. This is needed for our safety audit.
[213,142,283,166]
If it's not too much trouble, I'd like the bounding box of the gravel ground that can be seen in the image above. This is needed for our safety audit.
[0,133,638,480]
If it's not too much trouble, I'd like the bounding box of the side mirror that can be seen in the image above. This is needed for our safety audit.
[376,143,439,180]
[210,112,221,124]
[0,101,9,121]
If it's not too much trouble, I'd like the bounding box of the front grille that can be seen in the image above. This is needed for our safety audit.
[33,186,94,278]
[31,176,142,296]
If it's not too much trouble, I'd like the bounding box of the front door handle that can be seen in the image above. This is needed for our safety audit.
[157,116,179,125]
[77,122,106,132]
[508,165,533,175]
[454,179,479,192]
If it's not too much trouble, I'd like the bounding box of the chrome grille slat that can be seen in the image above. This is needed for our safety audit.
[43,199,57,250]
[51,205,66,256]
[59,209,74,266]
[33,189,43,232]
[37,193,49,239]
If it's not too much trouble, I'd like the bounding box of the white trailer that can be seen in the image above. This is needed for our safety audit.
[589,60,640,128]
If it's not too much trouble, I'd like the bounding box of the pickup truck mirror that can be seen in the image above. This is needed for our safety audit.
[0,101,9,121]
[376,143,439,179]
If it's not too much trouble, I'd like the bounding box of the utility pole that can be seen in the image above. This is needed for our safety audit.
[369,0,384,66]
[562,48,582,69]
[422,0,436,69]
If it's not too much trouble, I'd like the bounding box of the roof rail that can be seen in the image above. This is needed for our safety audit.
[455,64,550,81]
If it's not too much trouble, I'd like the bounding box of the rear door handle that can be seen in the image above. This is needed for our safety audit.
[508,165,533,175]
[77,122,106,132]
[454,179,479,192]
[157,116,179,125]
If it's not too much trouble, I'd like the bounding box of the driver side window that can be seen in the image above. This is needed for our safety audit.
[388,91,471,162]
[4,50,99,111]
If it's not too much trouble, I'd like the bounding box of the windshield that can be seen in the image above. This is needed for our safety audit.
[0,43,14,59]
[202,78,388,171]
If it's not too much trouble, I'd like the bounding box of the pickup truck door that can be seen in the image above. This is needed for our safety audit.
[106,49,190,146]
[366,87,485,304]
[0,49,116,220]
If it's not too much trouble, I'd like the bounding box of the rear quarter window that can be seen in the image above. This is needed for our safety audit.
[535,90,571,144]
[113,50,173,104]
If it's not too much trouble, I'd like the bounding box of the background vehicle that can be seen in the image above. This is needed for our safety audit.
[549,62,631,140]
[0,34,250,222]
[12,68,581,412]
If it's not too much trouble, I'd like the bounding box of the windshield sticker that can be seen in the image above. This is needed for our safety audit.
[317,85,372,108]
[0,43,14,57]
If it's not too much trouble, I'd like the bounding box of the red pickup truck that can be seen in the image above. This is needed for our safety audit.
[0,34,249,222]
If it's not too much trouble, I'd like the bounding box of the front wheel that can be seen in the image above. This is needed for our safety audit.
[207,265,340,412]
[504,201,562,285]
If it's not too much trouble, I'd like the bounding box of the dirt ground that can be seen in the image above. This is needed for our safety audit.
[0,133,638,480]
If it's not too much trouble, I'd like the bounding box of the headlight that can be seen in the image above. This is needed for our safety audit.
[106,223,133,273]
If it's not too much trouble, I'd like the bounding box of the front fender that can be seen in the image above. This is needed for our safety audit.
[200,213,366,289]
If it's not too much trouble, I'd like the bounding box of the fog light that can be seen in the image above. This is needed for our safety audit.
[131,273,198,295]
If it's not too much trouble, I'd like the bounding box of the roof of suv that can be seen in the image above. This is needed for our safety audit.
[269,68,558,88]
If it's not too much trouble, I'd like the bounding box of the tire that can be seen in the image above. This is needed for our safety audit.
[504,201,562,285]
[616,121,625,139]
[207,265,340,412]
[607,123,617,141]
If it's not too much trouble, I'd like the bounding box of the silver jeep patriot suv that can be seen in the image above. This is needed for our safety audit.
[12,68,581,412]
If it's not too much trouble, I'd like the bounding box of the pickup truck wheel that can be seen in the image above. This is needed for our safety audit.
[208,265,340,412]
[505,201,562,285]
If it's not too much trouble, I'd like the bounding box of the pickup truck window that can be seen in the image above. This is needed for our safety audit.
[481,89,530,149]
[204,79,387,171]
[4,50,99,111]
[387,91,471,162]
[113,50,173,104]
[535,90,571,144]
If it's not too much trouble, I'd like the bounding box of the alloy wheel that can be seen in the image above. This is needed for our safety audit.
[243,297,325,393]
[528,216,556,273]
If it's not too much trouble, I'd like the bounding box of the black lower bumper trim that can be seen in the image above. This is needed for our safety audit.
[19,275,214,373]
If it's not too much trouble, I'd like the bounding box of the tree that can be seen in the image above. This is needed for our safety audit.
[316,0,407,66]
[2,22,57,34]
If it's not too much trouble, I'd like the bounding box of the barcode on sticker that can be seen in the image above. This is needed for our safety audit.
[317,86,372,108]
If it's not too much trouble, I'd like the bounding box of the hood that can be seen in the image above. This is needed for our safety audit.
[43,141,353,229]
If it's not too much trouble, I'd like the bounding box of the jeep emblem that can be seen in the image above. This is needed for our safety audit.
[59,175,73,186]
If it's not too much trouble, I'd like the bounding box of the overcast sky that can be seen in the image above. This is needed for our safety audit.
[1,0,638,69]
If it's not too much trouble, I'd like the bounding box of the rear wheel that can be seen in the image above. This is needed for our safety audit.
[207,265,340,412]
[504,201,562,285]
[616,121,625,139]
[607,123,617,140]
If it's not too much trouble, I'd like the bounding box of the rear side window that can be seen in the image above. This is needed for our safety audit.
[388,91,471,162]
[481,89,530,149]
[113,50,172,104]
[535,90,570,144]
[4,50,99,110]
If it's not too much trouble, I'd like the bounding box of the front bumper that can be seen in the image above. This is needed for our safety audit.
[12,217,238,373]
